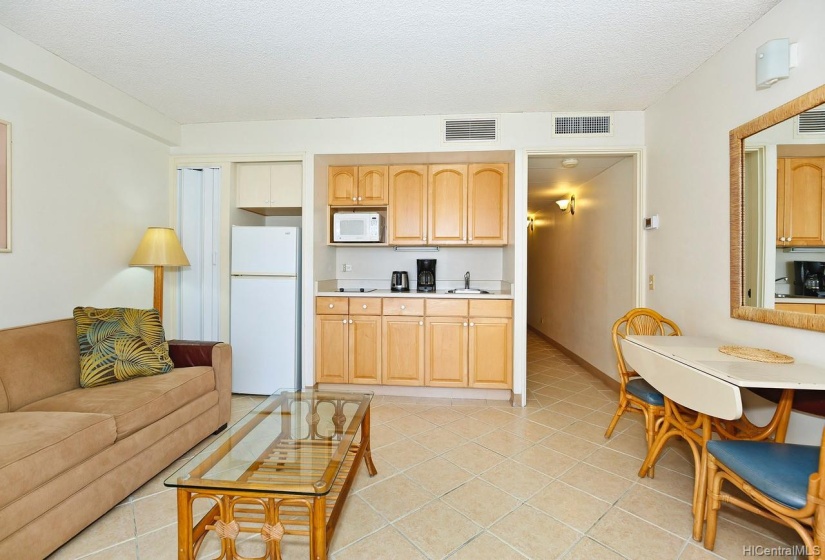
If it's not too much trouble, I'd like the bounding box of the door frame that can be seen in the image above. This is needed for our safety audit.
[514,147,645,406]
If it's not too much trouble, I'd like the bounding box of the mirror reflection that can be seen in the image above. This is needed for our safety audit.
[742,103,825,315]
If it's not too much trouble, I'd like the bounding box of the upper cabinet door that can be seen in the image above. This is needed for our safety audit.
[236,163,272,208]
[468,163,508,245]
[328,166,358,206]
[269,162,303,207]
[782,158,825,247]
[358,166,389,205]
[428,164,467,245]
[388,165,428,245]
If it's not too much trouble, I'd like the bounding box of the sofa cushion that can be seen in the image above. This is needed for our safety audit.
[73,307,174,388]
[0,411,116,509]
[19,366,214,440]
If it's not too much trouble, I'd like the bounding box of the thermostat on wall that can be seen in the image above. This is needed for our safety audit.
[644,215,660,230]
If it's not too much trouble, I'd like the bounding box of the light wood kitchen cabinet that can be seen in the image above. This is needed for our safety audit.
[468,163,509,245]
[315,297,382,384]
[428,164,468,245]
[236,162,302,210]
[775,302,825,315]
[388,165,428,245]
[328,166,388,206]
[382,316,425,385]
[776,157,825,247]
[316,296,512,389]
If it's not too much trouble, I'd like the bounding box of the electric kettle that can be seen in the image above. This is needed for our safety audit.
[391,271,410,292]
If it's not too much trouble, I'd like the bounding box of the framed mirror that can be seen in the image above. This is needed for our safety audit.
[731,84,825,332]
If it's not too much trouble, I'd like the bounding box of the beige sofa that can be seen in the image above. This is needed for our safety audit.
[0,318,232,559]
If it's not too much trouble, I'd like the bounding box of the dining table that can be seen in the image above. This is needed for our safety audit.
[619,335,825,541]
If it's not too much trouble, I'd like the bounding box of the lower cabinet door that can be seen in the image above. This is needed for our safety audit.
[382,316,425,385]
[469,318,513,388]
[315,315,348,383]
[349,315,382,384]
[425,317,468,387]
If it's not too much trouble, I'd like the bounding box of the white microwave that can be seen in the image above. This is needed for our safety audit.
[333,212,384,242]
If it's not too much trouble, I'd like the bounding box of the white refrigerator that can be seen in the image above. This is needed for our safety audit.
[230,226,301,394]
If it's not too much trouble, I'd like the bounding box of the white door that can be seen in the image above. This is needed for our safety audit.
[177,167,221,341]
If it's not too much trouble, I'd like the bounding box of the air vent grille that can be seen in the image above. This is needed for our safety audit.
[444,118,497,142]
[553,114,612,136]
[798,109,825,135]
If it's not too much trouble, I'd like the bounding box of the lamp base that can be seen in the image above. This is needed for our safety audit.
[153,266,164,319]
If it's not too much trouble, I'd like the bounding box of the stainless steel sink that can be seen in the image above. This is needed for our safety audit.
[447,288,490,294]
[775,293,789,298]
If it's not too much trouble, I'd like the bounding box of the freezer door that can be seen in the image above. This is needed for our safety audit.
[230,276,298,394]
[231,226,298,276]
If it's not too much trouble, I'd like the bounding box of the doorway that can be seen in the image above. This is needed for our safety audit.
[177,167,221,341]
[525,152,641,385]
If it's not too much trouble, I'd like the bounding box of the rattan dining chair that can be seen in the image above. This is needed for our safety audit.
[704,429,825,559]
[604,308,682,469]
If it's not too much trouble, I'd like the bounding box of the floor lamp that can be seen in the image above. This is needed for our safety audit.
[129,227,190,320]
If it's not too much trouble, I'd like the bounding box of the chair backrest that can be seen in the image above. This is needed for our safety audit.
[612,308,682,385]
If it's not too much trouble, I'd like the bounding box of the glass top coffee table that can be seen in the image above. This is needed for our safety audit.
[165,389,376,560]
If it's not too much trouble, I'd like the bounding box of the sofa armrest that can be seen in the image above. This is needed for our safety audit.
[168,340,232,427]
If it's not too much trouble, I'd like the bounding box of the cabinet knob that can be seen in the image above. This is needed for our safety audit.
[469,236,473,241]
[469,322,475,327]
[419,321,423,326]
[362,304,367,309]
[342,319,347,324]
[463,322,468,327]
[328,303,334,308]
[358,196,362,201]
[349,319,353,324]
[401,305,406,310]
[788,237,793,242]
[352,197,357,201]
[780,237,786,242]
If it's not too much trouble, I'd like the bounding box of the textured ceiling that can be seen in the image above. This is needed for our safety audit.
[0,0,780,124]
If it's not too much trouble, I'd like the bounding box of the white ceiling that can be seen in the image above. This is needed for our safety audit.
[0,0,780,124]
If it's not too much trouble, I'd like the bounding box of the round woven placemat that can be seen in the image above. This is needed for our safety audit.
[718,345,794,364]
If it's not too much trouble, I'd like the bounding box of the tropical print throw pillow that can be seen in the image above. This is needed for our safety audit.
[73,307,174,388]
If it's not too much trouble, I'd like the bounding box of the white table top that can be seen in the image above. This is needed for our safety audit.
[626,335,825,390]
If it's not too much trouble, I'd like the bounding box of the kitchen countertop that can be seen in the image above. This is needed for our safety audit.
[774,296,825,304]
[316,289,513,300]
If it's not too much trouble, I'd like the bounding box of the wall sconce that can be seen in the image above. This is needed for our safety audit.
[756,38,798,89]
[527,217,534,232]
[556,195,576,215]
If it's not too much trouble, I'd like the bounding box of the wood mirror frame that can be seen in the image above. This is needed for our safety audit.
[730,83,825,332]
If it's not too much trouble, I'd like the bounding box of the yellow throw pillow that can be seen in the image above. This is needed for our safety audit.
[73,307,174,388]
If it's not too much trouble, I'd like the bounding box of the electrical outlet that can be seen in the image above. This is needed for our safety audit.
[649,274,655,290]
[343,264,352,272]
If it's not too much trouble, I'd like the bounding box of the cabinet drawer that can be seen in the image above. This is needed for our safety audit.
[316,297,349,315]
[469,299,512,318]
[349,297,382,315]
[425,299,468,317]
[382,298,424,316]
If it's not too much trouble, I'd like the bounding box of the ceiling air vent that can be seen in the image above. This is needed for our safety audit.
[797,108,825,135]
[553,113,613,136]
[443,118,498,143]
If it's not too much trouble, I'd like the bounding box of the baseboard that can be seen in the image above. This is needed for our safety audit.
[528,326,619,392]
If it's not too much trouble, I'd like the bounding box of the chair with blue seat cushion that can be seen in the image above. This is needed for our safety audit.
[604,308,681,473]
[704,431,825,558]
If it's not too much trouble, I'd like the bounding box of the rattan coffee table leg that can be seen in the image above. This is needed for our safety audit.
[363,405,377,476]
[176,488,194,560]
[310,495,328,560]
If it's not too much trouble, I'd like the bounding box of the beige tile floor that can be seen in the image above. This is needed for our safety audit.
[48,331,805,559]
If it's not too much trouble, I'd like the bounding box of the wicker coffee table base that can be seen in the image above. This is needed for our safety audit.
[176,441,376,560]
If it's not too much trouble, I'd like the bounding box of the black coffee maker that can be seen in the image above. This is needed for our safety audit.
[416,259,436,292]
[794,261,825,297]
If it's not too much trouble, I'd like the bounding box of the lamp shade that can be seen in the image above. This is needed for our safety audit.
[129,227,190,267]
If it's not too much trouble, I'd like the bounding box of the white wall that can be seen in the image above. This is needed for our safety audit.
[645,0,825,442]
[0,70,171,328]
[527,157,636,377]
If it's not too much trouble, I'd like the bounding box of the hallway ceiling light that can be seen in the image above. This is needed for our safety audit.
[561,158,579,168]
[556,195,576,215]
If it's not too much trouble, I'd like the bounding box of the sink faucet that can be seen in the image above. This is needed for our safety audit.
[464,271,470,290]
[775,277,788,282]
